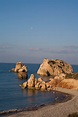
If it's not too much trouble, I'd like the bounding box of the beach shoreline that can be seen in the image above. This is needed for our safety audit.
[0,90,71,116]
[2,88,78,117]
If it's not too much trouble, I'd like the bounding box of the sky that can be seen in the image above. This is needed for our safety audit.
[0,0,78,64]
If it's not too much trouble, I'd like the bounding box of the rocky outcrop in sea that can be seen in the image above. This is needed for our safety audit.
[37,59,73,76]
[20,73,65,91]
[20,59,78,91]
[20,72,78,91]
[10,62,28,79]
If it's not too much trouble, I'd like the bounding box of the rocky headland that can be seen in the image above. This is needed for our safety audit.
[20,59,78,91]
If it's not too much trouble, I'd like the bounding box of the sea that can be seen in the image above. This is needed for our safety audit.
[0,63,78,114]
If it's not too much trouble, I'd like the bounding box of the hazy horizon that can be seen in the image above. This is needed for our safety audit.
[0,0,78,64]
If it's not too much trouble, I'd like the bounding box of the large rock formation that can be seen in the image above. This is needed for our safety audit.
[20,74,37,89]
[10,62,28,79]
[27,74,37,89]
[20,73,78,91]
[20,74,54,91]
[37,59,73,76]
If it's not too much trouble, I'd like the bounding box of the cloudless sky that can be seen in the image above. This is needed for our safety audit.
[0,0,78,64]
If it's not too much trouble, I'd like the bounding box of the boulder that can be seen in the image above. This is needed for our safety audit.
[37,59,73,76]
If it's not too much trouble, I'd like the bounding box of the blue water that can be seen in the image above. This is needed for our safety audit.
[0,63,77,112]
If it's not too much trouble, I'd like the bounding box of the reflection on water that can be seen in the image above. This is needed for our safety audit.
[17,72,28,79]
[21,88,69,108]
[22,89,39,97]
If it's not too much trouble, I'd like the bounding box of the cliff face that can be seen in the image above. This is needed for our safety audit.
[37,59,73,76]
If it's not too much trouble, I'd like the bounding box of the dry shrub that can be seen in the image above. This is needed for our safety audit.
[57,81,74,89]
[48,79,75,89]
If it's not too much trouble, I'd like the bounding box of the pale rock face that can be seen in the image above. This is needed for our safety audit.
[35,82,41,90]
[54,73,66,80]
[15,62,28,73]
[37,59,73,76]
[15,62,23,72]
[27,74,36,88]
[37,69,48,76]
[38,77,43,82]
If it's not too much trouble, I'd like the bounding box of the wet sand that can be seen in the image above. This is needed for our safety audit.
[3,88,78,117]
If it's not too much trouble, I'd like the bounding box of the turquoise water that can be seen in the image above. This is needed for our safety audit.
[0,63,77,112]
